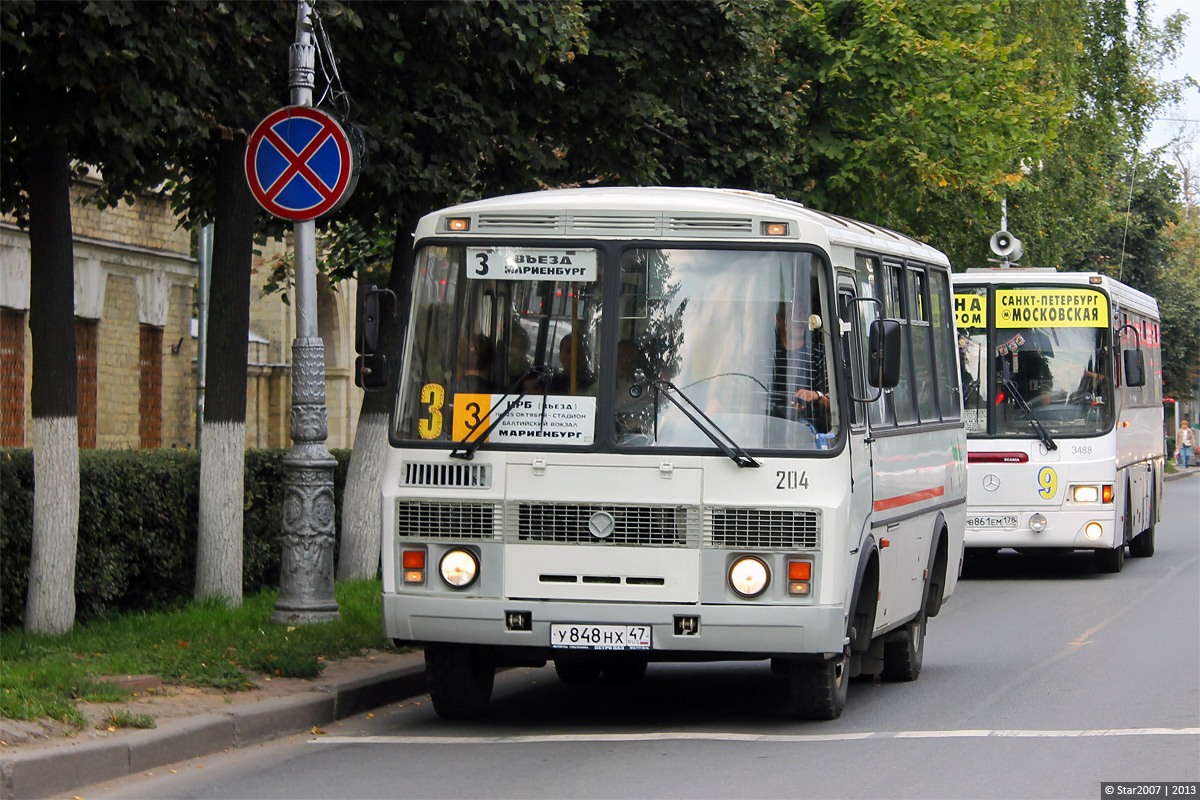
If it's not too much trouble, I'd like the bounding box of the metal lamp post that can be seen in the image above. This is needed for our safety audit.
[272,0,340,624]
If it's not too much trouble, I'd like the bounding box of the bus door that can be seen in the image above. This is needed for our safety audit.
[838,274,873,541]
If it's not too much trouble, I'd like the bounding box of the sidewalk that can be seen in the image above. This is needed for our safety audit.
[0,650,427,800]
[1165,465,1199,482]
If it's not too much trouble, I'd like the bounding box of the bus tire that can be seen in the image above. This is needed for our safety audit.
[554,660,601,683]
[601,660,648,685]
[881,611,926,682]
[1094,545,1124,574]
[787,649,849,720]
[425,643,496,720]
[1130,478,1156,558]
[1130,525,1155,558]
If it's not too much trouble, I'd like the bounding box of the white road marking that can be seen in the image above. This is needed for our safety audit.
[311,727,1200,746]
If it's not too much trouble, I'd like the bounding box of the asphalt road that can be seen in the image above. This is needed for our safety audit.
[72,475,1200,800]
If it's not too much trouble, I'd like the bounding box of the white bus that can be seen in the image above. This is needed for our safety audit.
[953,268,1164,572]
[359,187,967,720]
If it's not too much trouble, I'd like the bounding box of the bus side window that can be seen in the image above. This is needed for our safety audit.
[928,269,961,419]
[886,262,917,425]
[908,267,937,422]
[856,254,891,427]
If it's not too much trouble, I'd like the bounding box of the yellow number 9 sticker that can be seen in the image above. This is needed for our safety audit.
[1037,467,1057,499]
[418,383,445,440]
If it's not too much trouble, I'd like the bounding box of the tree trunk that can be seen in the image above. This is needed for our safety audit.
[196,130,255,605]
[337,212,422,580]
[25,135,80,635]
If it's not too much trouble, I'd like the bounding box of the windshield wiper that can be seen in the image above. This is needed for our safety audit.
[644,376,760,468]
[449,366,552,460]
[1003,378,1057,452]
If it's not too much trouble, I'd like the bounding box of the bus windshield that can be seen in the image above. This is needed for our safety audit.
[394,245,839,452]
[957,285,1113,438]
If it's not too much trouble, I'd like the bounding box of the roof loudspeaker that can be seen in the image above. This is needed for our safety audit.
[989,230,1023,262]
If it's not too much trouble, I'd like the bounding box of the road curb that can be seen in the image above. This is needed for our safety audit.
[1164,469,1197,482]
[0,658,427,800]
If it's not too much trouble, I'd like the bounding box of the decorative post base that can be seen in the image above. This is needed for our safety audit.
[273,337,340,624]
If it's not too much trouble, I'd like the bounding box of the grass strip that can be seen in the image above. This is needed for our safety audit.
[0,580,394,726]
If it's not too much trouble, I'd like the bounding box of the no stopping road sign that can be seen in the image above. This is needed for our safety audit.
[245,106,359,221]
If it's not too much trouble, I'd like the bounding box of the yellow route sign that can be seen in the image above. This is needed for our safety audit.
[954,293,987,328]
[995,288,1108,328]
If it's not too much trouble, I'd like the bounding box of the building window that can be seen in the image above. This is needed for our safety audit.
[139,325,163,448]
[76,318,98,449]
[1,308,25,447]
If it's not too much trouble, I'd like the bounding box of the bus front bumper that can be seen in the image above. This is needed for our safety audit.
[382,593,848,658]
[964,507,1115,549]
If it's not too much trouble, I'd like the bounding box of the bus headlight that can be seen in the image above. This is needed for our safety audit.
[1072,485,1100,503]
[1084,522,1104,541]
[729,556,770,598]
[439,549,479,589]
[1029,513,1047,532]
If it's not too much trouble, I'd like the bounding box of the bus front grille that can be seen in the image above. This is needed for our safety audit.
[396,501,501,540]
[705,508,821,550]
[402,461,492,489]
[511,503,696,547]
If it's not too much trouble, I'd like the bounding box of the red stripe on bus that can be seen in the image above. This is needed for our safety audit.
[873,485,946,512]
[968,451,1029,463]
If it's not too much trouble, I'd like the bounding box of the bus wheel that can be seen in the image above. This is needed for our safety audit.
[1130,525,1155,558]
[1130,480,1156,558]
[787,649,849,720]
[425,643,496,720]
[881,610,925,682]
[1094,545,1124,574]
[601,660,648,685]
[554,660,601,683]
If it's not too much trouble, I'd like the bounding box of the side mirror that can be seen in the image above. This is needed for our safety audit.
[354,354,389,390]
[868,318,902,389]
[1123,349,1145,388]
[355,284,395,356]
[354,284,396,391]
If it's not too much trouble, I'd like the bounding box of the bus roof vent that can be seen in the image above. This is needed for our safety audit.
[568,215,659,234]
[667,216,754,236]
[402,461,492,489]
[477,214,563,232]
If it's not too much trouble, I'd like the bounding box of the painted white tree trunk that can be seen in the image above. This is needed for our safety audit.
[337,410,388,580]
[196,421,245,604]
[26,416,79,635]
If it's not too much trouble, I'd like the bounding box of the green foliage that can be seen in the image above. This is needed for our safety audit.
[0,580,392,725]
[0,448,353,630]
[98,708,157,730]
[1160,216,1200,399]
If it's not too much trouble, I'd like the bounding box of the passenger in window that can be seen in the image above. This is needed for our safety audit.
[452,333,496,395]
[770,303,830,432]
[550,333,595,394]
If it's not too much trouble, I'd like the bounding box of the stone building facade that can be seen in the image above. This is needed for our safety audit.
[0,176,361,451]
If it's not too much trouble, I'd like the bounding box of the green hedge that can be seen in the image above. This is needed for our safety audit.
[0,448,351,630]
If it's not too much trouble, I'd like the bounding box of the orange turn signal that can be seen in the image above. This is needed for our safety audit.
[447,217,470,231]
[1102,484,1113,504]
[788,561,812,581]
[403,550,426,569]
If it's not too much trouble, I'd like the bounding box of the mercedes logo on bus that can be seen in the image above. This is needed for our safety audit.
[588,511,616,540]
[983,474,1001,492]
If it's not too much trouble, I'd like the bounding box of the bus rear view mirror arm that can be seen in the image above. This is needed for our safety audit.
[1115,323,1146,388]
